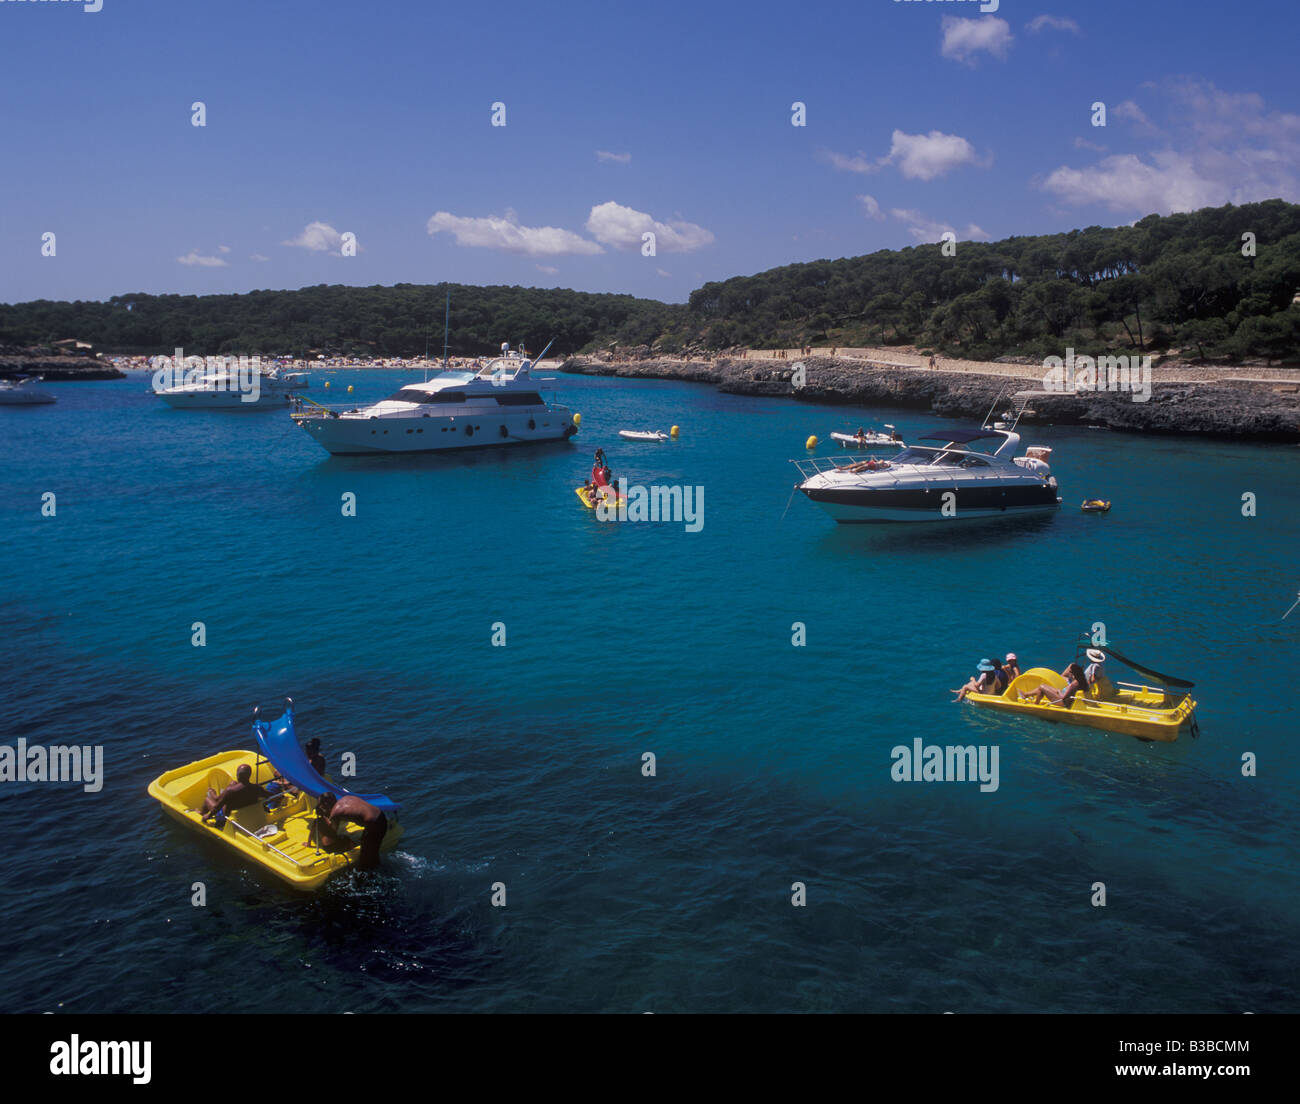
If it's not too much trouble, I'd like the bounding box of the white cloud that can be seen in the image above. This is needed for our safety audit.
[250,253,271,263]
[1073,137,1107,153]
[1039,79,1300,215]
[940,16,1013,63]
[535,264,559,274]
[282,221,346,252]
[585,201,714,253]
[822,149,877,175]
[1027,15,1080,34]
[596,150,631,163]
[656,267,671,278]
[427,209,603,256]
[1113,99,1156,133]
[857,194,885,220]
[177,249,228,267]
[885,129,982,180]
[889,208,991,243]
[1042,152,1225,213]
[217,244,231,254]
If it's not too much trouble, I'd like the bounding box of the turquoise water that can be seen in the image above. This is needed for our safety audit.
[1,370,1297,1012]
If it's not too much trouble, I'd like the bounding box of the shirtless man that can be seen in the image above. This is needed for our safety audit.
[199,764,266,823]
[315,792,388,870]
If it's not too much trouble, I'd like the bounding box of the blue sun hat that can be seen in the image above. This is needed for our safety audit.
[977,658,995,672]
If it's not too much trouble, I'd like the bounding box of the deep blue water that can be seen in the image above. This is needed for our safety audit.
[1,369,1297,1013]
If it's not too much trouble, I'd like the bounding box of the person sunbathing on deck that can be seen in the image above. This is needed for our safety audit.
[199,764,266,823]
[1020,661,1090,706]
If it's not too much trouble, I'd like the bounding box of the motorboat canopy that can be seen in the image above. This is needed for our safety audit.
[916,428,1005,444]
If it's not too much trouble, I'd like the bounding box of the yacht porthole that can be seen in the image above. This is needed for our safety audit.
[465,425,473,438]
[528,418,536,430]
[499,425,508,438]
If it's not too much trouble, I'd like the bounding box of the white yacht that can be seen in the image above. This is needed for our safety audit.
[154,364,308,409]
[293,343,578,455]
[0,375,56,405]
[793,428,1060,523]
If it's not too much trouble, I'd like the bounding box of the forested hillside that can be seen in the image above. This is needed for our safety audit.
[3,200,1299,361]
[0,284,679,359]
[678,199,1300,361]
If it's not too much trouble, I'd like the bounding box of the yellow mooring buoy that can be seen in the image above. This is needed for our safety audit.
[573,412,582,426]
[805,435,818,450]
[670,425,680,438]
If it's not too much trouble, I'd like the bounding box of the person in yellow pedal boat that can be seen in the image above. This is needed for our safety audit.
[316,792,388,870]
[1020,657,1096,706]
[199,764,266,824]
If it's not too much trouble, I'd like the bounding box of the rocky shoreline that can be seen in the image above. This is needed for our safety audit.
[560,356,1300,442]
[0,348,124,381]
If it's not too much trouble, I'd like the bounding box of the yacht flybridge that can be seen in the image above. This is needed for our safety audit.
[792,428,1060,523]
[292,343,578,455]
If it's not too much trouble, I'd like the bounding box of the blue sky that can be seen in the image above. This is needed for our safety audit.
[2,0,1298,305]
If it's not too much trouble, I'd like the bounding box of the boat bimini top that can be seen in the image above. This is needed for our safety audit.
[252,700,400,815]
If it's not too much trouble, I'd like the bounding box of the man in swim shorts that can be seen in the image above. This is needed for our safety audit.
[316,792,388,870]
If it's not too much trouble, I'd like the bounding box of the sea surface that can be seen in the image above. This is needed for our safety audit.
[1,369,1296,1013]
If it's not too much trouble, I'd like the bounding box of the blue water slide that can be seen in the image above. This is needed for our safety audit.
[252,704,400,815]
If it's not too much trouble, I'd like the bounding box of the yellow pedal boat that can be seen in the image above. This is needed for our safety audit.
[147,703,402,890]
[575,484,625,509]
[966,666,1197,741]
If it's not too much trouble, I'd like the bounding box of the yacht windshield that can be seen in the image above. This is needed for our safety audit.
[889,445,966,466]
[384,388,467,404]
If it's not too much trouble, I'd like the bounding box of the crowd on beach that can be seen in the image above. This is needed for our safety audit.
[111,353,488,373]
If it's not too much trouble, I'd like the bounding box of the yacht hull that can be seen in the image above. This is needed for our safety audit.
[298,409,577,455]
[156,390,297,409]
[802,484,1061,523]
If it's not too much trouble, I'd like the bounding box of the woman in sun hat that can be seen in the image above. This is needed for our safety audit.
[1004,652,1021,680]
[1083,648,1106,687]
[953,658,998,702]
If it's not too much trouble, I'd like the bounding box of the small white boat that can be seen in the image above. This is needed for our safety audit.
[155,364,307,409]
[618,430,669,442]
[830,425,902,449]
[0,376,57,405]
